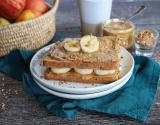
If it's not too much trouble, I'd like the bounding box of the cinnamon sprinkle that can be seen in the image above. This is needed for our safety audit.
[0,77,20,112]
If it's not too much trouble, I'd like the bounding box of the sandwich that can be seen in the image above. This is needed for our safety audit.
[42,35,121,83]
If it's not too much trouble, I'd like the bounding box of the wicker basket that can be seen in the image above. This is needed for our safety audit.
[0,0,59,57]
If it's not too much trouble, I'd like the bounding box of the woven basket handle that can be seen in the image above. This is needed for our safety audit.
[47,0,59,13]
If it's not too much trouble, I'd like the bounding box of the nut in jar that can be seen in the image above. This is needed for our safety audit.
[102,19,135,48]
[134,28,159,57]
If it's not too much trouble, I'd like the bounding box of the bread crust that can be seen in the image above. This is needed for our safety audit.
[43,58,119,69]
[44,70,120,83]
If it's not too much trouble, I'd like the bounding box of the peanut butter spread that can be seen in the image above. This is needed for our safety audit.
[49,37,120,62]
[103,22,133,31]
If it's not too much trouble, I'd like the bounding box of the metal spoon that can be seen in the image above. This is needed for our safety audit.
[126,5,146,20]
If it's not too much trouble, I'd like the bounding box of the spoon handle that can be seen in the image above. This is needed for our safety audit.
[127,5,146,20]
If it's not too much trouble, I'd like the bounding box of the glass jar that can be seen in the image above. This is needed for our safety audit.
[102,19,135,48]
[134,28,159,57]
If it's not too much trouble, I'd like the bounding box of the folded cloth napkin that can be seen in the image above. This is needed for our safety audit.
[0,35,160,122]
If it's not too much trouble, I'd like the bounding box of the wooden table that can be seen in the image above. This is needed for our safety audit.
[0,0,160,124]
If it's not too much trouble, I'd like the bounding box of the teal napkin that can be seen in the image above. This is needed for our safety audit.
[0,35,160,122]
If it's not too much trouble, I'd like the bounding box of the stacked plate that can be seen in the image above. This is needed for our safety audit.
[30,43,134,99]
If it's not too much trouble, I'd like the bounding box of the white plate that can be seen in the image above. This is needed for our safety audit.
[34,72,131,99]
[30,43,134,94]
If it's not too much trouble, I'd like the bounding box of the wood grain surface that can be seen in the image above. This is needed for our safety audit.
[0,0,160,124]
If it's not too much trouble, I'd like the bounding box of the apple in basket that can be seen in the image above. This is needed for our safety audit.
[25,0,49,16]
[0,0,26,21]
[16,10,36,22]
[0,17,10,26]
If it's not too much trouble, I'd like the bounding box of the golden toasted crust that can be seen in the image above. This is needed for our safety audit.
[44,70,120,84]
[43,57,119,70]
[43,36,120,69]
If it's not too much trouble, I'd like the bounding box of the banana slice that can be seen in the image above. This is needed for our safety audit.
[51,67,71,74]
[74,68,93,75]
[63,39,80,52]
[119,67,122,71]
[80,35,99,53]
[94,69,115,75]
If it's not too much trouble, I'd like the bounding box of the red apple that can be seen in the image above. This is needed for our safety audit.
[0,0,26,21]
[25,0,49,16]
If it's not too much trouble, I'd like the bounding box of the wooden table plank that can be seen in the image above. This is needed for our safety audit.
[56,0,160,29]
[0,0,160,124]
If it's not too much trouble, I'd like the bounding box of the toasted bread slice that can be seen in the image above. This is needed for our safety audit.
[44,69,120,83]
[43,56,119,70]
[43,36,120,70]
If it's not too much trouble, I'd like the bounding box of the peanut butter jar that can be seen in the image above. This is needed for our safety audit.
[102,19,135,48]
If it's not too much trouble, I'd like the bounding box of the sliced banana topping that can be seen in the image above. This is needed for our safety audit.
[74,68,93,75]
[80,35,99,53]
[119,66,122,71]
[94,69,115,75]
[51,67,71,74]
[63,39,80,52]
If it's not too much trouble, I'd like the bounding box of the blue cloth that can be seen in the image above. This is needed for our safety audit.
[0,35,159,121]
